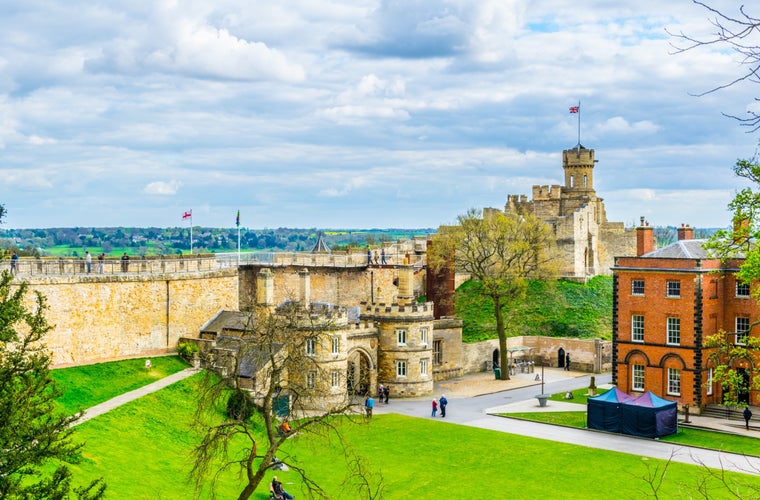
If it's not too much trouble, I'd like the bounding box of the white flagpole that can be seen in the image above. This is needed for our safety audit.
[577,101,581,146]
[189,211,193,254]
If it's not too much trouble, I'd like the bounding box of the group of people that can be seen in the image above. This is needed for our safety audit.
[366,247,388,266]
[84,251,107,273]
[432,395,448,417]
[378,384,390,404]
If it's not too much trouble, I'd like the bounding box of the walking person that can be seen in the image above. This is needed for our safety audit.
[367,247,372,265]
[381,248,386,265]
[10,251,18,275]
[97,253,105,274]
[85,251,92,273]
[121,252,129,272]
[744,407,753,430]
[364,395,374,418]
[431,399,438,417]
[383,385,390,404]
[439,395,448,418]
[565,353,571,371]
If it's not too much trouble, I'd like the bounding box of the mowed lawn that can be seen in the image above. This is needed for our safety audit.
[58,367,760,499]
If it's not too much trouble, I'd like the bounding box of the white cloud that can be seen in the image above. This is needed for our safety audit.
[144,180,182,195]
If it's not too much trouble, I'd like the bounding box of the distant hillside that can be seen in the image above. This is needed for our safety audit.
[456,276,613,342]
[0,227,436,258]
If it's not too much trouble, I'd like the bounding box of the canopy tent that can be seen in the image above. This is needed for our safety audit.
[620,391,678,438]
[587,388,635,432]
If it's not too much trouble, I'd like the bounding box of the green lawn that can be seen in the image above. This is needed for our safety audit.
[57,370,760,499]
[52,356,190,415]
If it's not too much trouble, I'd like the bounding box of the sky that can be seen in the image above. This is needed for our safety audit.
[0,0,758,230]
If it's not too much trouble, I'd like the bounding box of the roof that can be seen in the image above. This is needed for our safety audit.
[641,239,711,259]
[200,310,251,335]
[311,233,331,253]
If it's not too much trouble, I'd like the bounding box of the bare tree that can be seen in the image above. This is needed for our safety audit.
[668,1,760,131]
[428,208,559,380]
[189,302,375,500]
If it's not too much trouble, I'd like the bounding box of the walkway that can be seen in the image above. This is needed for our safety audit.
[371,368,760,476]
[74,367,200,426]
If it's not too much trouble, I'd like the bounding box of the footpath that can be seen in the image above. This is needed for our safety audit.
[76,366,760,475]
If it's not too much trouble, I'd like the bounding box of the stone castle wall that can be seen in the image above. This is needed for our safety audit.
[21,270,239,367]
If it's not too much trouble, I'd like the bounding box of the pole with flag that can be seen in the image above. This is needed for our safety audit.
[569,102,581,147]
[236,210,241,266]
[182,210,193,254]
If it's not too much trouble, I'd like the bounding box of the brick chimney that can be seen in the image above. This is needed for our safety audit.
[637,217,655,256]
[677,223,694,241]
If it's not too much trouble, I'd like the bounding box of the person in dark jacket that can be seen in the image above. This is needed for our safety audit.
[439,395,448,417]
[744,407,753,430]
[271,476,294,499]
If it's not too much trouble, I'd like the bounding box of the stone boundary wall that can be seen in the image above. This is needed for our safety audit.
[17,270,239,367]
[461,336,612,374]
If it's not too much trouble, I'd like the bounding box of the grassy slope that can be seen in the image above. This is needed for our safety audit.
[55,362,760,499]
[456,276,613,342]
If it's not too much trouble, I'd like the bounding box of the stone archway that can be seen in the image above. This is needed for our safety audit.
[347,349,375,398]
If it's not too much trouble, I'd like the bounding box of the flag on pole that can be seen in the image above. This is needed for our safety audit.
[569,106,580,113]
[236,210,240,227]
[182,210,192,220]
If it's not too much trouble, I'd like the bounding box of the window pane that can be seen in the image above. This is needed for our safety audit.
[632,280,645,296]
[631,315,644,342]
[667,368,680,395]
[666,281,680,297]
[632,365,644,391]
[667,317,680,345]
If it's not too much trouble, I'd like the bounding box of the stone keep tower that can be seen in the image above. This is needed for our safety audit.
[502,144,636,278]
[364,265,435,397]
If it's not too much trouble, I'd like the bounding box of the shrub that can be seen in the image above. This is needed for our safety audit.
[226,390,254,421]
[177,341,199,361]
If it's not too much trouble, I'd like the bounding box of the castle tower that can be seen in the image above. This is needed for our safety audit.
[563,145,595,192]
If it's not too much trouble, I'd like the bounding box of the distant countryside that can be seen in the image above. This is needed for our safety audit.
[0,227,435,258]
[0,225,719,259]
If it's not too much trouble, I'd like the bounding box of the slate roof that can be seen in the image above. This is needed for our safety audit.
[641,239,711,259]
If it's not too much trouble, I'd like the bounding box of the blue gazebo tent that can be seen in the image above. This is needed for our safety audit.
[587,388,635,432]
[620,391,678,438]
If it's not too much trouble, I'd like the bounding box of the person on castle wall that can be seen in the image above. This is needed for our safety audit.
[121,252,129,272]
[367,247,372,266]
[565,353,571,371]
[374,251,379,265]
[381,248,386,265]
[98,253,105,274]
[383,385,389,404]
[85,251,92,273]
[431,399,438,417]
[744,407,753,430]
[439,395,448,417]
[10,251,18,275]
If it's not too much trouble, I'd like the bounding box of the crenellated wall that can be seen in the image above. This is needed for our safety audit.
[19,270,239,367]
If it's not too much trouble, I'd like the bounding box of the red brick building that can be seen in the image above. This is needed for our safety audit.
[612,222,760,410]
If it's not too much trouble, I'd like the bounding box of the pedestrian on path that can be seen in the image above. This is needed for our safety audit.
[439,395,448,417]
[744,407,753,430]
[565,353,571,371]
[431,399,438,417]
[364,395,374,418]
[383,385,389,404]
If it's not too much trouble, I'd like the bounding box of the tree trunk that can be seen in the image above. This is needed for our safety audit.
[493,295,510,380]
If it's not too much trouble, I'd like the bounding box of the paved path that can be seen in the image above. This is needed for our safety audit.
[74,366,760,475]
[372,370,760,476]
[74,367,200,425]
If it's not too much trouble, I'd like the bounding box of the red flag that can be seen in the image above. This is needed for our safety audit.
[569,106,579,113]
[182,210,192,220]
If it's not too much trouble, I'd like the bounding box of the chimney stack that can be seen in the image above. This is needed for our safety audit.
[636,217,655,256]
[677,223,694,241]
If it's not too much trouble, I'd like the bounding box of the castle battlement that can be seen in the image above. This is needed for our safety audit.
[361,301,435,320]
[532,185,562,200]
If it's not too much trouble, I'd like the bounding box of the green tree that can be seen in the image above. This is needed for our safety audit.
[428,208,559,379]
[190,303,380,500]
[0,271,105,499]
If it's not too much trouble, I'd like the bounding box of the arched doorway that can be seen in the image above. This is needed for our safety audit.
[347,349,374,398]
[558,348,566,369]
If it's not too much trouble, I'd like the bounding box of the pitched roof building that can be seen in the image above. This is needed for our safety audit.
[612,222,760,410]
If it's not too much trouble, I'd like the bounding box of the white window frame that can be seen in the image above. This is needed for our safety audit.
[396,328,407,346]
[305,338,316,356]
[631,315,644,342]
[737,281,751,298]
[331,370,340,388]
[706,368,714,396]
[307,371,316,389]
[666,281,681,298]
[666,317,680,346]
[420,327,429,346]
[667,367,681,396]
[331,336,340,355]
[420,359,428,376]
[736,316,750,345]
[632,279,645,296]
[396,360,407,377]
[632,364,645,391]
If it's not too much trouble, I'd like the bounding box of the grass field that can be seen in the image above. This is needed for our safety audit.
[53,360,760,499]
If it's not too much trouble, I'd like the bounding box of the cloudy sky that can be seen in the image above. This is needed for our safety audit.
[0,0,757,230]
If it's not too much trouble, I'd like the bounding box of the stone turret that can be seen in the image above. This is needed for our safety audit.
[563,145,595,192]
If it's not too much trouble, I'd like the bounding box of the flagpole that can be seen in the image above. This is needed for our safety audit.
[236,210,241,266]
[190,215,193,255]
[577,100,581,147]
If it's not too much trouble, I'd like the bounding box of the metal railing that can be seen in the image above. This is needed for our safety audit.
[2,250,427,277]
